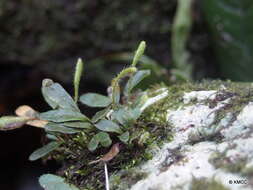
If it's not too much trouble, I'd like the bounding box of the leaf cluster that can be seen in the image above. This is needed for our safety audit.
[0,41,151,158]
[0,41,158,190]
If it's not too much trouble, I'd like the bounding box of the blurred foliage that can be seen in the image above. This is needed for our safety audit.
[171,0,193,81]
[0,0,219,84]
[0,0,176,83]
[202,0,253,81]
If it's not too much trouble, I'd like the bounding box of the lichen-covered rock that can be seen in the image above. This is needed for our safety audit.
[111,81,253,190]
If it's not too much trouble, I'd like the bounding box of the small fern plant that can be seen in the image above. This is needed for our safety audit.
[0,41,165,190]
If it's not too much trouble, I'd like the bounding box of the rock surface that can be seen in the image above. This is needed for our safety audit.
[111,82,253,190]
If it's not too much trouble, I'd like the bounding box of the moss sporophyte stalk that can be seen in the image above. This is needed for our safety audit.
[0,41,171,190]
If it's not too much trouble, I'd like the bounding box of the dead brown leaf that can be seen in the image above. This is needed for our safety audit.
[26,120,48,128]
[15,105,48,128]
[15,105,37,118]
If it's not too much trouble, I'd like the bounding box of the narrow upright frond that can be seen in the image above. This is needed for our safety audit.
[131,41,146,67]
[74,58,84,103]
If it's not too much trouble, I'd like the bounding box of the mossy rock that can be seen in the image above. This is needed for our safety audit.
[53,80,253,190]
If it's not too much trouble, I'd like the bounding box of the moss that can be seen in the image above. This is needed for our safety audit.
[110,169,148,190]
[223,157,248,174]
[141,80,253,145]
[142,80,253,128]
[190,177,229,190]
[51,126,162,189]
[141,82,197,125]
[242,166,253,178]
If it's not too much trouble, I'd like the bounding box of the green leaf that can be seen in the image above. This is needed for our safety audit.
[63,121,92,129]
[91,107,111,123]
[118,131,129,144]
[0,116,29,131]
[95,119,122,134]
[132,41,146,67]
[88,132,112,151]
[124,70,151,95]
[46,134,58,141]
[39,174,79,190]
[42,79,80,112]
[79,93,111,107]
[74,58,84,103]
[29,141,61,161]
[39,174,64,184]
[96,132,112,147]
[45,123,80,134]
[40,109,89,122]
[131,108,142,120]
[88,135,99,151]
[112,108,136,126]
